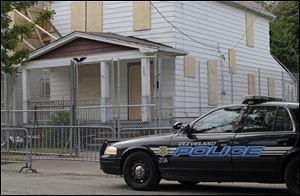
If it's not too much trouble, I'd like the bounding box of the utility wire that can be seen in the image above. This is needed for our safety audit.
[150,1,218,50]
[232,5,265,49]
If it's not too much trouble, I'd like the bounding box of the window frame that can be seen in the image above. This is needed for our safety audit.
[241,105,296,134]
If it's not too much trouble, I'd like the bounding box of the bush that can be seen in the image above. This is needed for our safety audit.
[49,111,70,126]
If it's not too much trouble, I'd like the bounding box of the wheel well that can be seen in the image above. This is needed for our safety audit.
[120,148,159,176]
[281,152,299,180]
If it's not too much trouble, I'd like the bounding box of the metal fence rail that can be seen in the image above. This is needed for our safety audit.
[119,127,175,140]
[1,56,298,163]
[1,128,37,173]
[23,126,114,162]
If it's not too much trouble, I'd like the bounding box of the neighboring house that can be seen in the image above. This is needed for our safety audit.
[4,1,298,126]
[1,1,56,126]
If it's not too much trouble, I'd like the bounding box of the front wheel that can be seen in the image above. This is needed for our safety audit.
[123,151,161,191]
[285,157,299,195]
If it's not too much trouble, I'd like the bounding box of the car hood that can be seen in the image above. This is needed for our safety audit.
[111,134,175,149]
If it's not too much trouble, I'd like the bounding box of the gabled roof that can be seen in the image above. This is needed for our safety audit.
[223,1,275,19]
[27,31,187,61]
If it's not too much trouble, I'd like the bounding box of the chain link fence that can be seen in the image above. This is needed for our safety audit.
[1,56,298,161]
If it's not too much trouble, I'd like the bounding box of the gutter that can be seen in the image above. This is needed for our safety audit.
[221,1,275,20]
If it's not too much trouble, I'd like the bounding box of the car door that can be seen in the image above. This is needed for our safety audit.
[168,106,243,182]
[232,105,298,182]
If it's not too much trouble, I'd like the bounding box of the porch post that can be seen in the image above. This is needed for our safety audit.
[22,68,30,124]
[141,58,151,121]
[100,61,110,122]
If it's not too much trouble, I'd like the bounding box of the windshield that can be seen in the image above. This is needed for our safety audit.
[192,107,242,133]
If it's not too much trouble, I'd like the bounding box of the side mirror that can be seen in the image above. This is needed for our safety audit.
[182,124,193,135]
[173,122,183,130]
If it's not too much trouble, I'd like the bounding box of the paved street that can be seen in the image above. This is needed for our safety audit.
[1,170,290,195]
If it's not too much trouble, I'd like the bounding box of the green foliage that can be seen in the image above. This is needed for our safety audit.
[259,1,299,73]
[1,1,55,76]
[49,111,70,126]
[270,1,299,73]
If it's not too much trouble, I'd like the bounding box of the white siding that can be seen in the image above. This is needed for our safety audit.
[102,1,175,46]
[49,1,297,115]
[51,1,176,46]
[51,1,71,36]
[172,1,296,115]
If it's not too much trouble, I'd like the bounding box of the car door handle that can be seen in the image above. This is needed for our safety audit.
[276,138,288,144]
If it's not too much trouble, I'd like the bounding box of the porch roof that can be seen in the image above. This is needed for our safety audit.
[26,31,187,61]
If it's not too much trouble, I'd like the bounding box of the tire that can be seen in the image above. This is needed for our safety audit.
[123,151,161,191]
[177,181,200,186]
[284,157,299,195]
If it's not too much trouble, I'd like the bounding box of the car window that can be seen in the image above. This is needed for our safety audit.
[273,107,293,131]
[192,107,242,134]
[243,106,277,132]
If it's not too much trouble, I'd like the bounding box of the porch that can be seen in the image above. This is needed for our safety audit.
[21,32,186,127]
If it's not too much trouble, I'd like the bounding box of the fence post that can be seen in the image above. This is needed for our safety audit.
[198,61,202,116]
[258,68,261,96]
[158,57,162,129]
[19,128,37,173]
[154,55,159,133]
[282,71,285,100]
[5,74,10,127]
[117,59,121,140]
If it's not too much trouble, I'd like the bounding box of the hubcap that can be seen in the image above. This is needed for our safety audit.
[129,160,150,184]
[134,165,145,178]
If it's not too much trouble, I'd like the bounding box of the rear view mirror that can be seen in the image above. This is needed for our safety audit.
[173,122,183,130]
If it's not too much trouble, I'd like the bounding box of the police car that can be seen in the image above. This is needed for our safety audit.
[100,96,299,195]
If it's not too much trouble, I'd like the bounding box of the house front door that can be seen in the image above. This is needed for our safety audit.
[128,63,141,120]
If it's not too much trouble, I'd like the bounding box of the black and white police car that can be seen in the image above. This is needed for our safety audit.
[100,96,299,195]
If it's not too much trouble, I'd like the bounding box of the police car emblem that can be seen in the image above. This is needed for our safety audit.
[159,146,168,157]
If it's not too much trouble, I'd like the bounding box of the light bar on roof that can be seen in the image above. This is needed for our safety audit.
[243,95,283,104]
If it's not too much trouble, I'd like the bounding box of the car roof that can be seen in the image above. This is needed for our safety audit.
[216,102,299,109]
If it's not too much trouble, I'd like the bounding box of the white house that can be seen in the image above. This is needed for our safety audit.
[19,1,297,126]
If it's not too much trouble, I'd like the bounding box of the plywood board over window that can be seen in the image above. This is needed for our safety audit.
[133,1,151,31]
[207,60,218,106]
[184,56,196,78]
[248,74,256,95]
[268,78,275,97]
[228,48,236,73]
[246,12,254,47]
[71,1,86,32]
[86,1,103,32]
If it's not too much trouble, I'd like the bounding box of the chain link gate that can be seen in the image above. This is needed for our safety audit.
[75,56,162,141]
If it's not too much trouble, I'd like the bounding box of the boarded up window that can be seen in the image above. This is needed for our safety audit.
[268,78,275,97]
[86,1,103,32]
[248,74,256,95]
[184,56,196,78]
[228,49,236,73]
[246,12,254,47]
[133,1,151,31]
[71,1,86,32]
[71,1,103,32]
[207,60,218,106]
